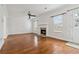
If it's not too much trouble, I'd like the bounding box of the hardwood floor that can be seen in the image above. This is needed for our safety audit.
[0,33,79,54]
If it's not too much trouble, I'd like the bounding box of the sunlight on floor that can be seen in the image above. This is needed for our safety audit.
[34,35,38,47]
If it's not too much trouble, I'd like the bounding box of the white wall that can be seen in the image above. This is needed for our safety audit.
[7,15,33,35]
[0,5,3,33]
[2,5,8,38]
[0,5,8,37]
[0,5,8,49]
[36,4,79,42]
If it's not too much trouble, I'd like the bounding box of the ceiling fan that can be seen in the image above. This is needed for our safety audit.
[27,11,36,19]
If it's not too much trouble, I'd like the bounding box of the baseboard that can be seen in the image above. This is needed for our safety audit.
[8,32,34,36]
[66,42,79,49]
[3,34,8,39]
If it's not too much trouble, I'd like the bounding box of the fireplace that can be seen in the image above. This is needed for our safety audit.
[40,28,46,36]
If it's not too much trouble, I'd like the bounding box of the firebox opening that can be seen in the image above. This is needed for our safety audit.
[40,28,46,36]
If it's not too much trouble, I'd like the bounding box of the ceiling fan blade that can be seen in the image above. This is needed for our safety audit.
[27,11,36,19]
[30,15,36,17]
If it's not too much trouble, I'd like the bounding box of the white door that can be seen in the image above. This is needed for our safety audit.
[72,9,79,44]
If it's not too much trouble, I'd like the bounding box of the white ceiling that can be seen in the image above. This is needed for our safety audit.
[6,4,65,18]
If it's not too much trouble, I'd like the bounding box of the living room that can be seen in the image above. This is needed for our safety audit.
[0,4,79,54]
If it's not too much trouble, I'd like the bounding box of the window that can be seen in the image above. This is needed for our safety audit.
[53,15,63,32]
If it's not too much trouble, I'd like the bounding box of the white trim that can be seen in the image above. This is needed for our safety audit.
[66,42,79,49]
[0,39,4,50]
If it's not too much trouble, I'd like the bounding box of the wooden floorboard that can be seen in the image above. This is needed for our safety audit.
[0,33,79,54]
